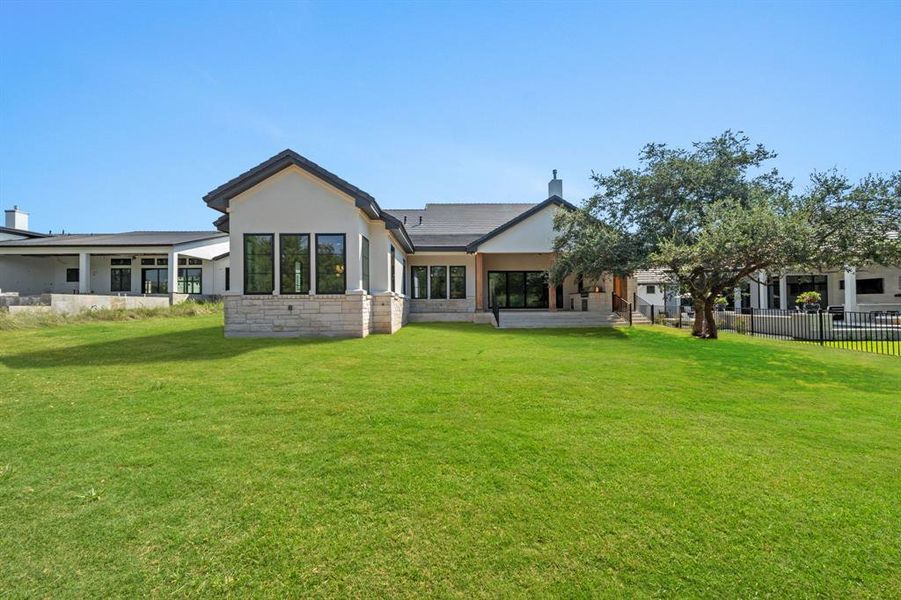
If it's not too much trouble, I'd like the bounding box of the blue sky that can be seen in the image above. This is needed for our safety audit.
[1,1,899,234]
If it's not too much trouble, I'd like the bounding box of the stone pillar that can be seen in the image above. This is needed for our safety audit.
[779,276,788,310]
[78,252,90,294]
[168,249,179,299]
[475,252,484,311]
[733,286,742,310]
[844,267,857,312]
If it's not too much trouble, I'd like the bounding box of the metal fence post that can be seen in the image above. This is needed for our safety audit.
[818,310,825,346]
[749,307,754,336]
[651,304,655,325]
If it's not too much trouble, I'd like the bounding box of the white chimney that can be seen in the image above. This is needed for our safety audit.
[548,170,563,198]
[5,205,29,231]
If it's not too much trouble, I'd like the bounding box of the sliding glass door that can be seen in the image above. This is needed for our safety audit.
[488,271,548,309]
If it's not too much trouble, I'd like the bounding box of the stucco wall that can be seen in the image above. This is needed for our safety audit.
[227,165,402,295]
[476,205,560,253]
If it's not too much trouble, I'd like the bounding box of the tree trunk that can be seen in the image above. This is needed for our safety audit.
[702,300,719,339]
[691,298,706,337]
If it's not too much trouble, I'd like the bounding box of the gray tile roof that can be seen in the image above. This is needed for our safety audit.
[385,203,537,248]
[0,231,226,247]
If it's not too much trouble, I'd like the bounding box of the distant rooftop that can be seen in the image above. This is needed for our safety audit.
[0,231,225,247]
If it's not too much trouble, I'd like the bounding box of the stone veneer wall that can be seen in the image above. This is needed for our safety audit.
[224,291,373,338]
[370,292,408,334]
[409,298,475,313]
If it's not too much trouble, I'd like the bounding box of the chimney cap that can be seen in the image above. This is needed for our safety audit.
[552,169,557,180]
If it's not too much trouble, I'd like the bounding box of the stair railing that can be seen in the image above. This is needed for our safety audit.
[490,294,500,327]
[612,293,633,326]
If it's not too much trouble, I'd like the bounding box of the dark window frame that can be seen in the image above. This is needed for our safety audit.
[390,245,396,293]
[110,258,132,266]
[856,278,884,295]
[225,267,230,291]
[141,258,155,266]
[411,266,428,299]
[315,233,347,295]
[177,267,203,294]
[488,270,549,309]
[141,268,169,294]
[243,233,275,295]
[429,266,448,299]
[646,285,656,294]
[449,265,466,299]
[361,235,370,294]
[110,267,131,292]
[279,233,311,295]
[66,268,79,283]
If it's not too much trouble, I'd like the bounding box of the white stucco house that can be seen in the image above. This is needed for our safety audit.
[203,150,637,337]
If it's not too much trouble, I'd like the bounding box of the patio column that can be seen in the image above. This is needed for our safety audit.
[78,252,90,293]
[751,271,766,309]
[733,286,741,310]
[475,252,484,311]
[168,249,179,301]
[844,266,857,312]
[779,276,788,310]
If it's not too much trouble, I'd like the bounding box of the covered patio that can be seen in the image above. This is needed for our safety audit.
[0,231,230,305]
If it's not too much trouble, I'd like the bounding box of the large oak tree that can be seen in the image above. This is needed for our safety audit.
[550,131,900,338]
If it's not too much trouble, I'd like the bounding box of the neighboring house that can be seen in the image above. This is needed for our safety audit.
[204,149,636,337]
[634,266,901,314]
[0,218,230,298]
[0,206,49,241]
[748,268,901,313]
[634,268,679,311]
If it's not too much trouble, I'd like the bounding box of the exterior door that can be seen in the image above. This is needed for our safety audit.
[613,275,625,298]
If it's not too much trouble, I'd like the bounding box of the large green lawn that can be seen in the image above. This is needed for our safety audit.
[1,315,899,598]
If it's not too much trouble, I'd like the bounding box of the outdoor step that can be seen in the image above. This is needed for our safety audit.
[497,311,626,329]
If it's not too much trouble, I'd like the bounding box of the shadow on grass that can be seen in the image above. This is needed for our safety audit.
[0,326,346,369]
[405,321,631,339]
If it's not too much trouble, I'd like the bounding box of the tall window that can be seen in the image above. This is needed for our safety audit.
[390,245,396,293]
[450,266,466,299]
[244,234,274,294]
[225,267,230,291]
[401,257,406,295]
[430,266,447,299]
[142,268,168,294]
[280,234,310,294]
[411,266,428,299]
[177,268,202,294]
[361,236,370,293]
[111,268,131,292]
[316,234,346,294]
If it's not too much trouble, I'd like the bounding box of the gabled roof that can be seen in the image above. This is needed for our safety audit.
[0,226,49,238]
[462,196,576,252]
[0,231,226,248]
[202,149,413,253]
[385,203,539,251]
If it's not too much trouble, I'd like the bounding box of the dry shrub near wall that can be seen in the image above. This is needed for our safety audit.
[0,300,223,330]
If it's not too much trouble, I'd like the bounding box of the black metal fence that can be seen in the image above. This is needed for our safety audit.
[636,301,900,356]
